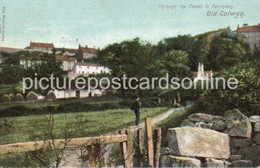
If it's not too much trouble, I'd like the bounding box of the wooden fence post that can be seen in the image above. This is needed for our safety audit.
[137,128,143,167]
[145,118,154,167]
[126,128,133,167]
[87,145,96,167]
[154,127,161,168]
[119,130,128,167]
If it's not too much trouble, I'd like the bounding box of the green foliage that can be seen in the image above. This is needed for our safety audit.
[198,62,260,116]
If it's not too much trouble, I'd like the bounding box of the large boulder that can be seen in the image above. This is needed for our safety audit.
[212,119,226,131]
[167,127,230,159]
[227,120,252,138]
[160,155,201,167]
[224,109,248,121]
[188,113,214,122]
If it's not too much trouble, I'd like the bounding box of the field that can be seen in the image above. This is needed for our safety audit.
[0,107,168,145]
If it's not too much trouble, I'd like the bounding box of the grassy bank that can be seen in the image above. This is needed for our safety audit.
[0,107,168,145]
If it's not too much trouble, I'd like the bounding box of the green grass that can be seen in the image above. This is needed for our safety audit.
[0,107,168,145]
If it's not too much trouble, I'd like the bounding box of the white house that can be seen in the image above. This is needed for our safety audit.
[193,63,213,82]
[56,56,75,72]
[73,62,110,75]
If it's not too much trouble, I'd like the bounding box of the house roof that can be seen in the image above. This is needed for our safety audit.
[56,56,75,62]
[0,47,24,53]
[237,25,260,33]
[30,42,54,48]
[76,62,101,67]
[79,46,98,54]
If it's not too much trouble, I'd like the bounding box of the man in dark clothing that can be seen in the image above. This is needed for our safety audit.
[131,97,141,125]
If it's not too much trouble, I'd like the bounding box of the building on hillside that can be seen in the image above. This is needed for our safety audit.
[55,48,78,56]
[28,42,54,53]
[236,25,260,50]
[193,63,213,82]
[56,56,75,71]
[0,46,24,53]
[19,55,44,68]
[73,62,110,75]
[76,45,98,60]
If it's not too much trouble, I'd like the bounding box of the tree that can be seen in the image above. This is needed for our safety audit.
[207,32,253,70]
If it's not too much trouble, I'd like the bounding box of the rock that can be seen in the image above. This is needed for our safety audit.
[204,158,226,168]
[188,113,214,122]
[238,146,260,166]
[167,127,230,159]
[160,155,201,167]
[231,160,253,167]
[212,119,226,131]
[226,120,239,129]
[255,122,260,132]
[180,119,194,127]
[224,109,248,121]
[194,121,212,129]
[228,120,252,138]
[231,138,252,148]
[229,155,244,161]
[249,115,260,123]
[231,148,238,154]
[253,133,260,144]
[160,147,171,155]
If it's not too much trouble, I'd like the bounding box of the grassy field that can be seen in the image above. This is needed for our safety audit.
[0,107,168,145]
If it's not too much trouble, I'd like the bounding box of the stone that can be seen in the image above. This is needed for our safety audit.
[229,155,244,161]
[224,109,248,121]
[180,119,194,127]
[231,148,238,154]
[226,120,239,129]
[212,119,226,131]
[255,122,260,132]
[204,158,226,168]
[249,115,260,123]
[188,113,214,122]
[160,155,201,167]
[228,120,252,138]
[231,138,252,148]
[253,133,260,144]
[194,121,212,129]
[232,160,253,167]
[167,127,230,159]
[160,147,171,155]
[238,146,260,166]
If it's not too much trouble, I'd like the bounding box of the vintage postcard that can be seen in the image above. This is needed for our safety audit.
[0,0,259,167]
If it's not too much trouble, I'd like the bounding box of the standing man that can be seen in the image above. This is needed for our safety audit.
[131,97,141,125]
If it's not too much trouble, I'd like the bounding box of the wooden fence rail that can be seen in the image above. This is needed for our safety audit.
[0,134,127,155]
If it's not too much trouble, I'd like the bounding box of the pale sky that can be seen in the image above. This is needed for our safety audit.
[0,0,259,49]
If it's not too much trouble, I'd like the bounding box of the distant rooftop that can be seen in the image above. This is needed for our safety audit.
[30,42,54,48]
[237,25,260,33]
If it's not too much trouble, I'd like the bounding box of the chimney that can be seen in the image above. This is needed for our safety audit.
[85,45,88,48]
[237,24,240,29]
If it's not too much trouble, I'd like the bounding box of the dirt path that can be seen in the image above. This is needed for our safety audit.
[127,107,179,132]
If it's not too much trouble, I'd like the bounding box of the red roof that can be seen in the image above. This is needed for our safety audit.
[237,25,260,33]
[56,56,75,62]
[76,62,101,67]
[30,42,54,48]
[79,46,98,54]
